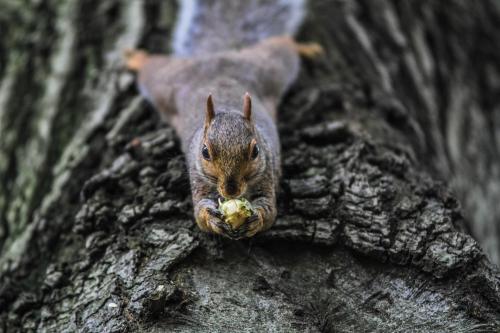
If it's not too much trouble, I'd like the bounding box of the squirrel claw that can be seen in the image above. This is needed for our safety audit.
[206,207,243,238]
[240,212,264,238]
[207,207,224,220]
[206,208,228,234]
[208,219,231,236]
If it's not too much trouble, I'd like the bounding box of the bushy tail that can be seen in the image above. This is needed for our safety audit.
[172,0,306,57]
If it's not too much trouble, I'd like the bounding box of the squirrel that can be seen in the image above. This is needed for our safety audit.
[125,1,322,239]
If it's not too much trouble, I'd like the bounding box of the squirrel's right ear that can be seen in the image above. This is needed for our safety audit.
[205,94,215,128]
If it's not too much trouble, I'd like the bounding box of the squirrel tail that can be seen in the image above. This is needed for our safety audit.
[172,0,306,57]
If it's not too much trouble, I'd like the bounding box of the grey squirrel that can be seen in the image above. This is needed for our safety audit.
[125,0,322,238]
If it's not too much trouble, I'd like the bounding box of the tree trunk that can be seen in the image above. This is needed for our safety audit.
[0,0,499,332]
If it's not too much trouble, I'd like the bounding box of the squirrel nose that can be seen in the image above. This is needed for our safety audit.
[224,179,239,198]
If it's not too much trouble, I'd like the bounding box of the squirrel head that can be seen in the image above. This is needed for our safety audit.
[200,93,264,199]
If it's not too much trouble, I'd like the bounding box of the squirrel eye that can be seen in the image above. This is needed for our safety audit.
[202,144,211,161]
[251,144,259,160]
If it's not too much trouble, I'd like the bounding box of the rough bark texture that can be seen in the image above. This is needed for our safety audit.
[0,0,499,332]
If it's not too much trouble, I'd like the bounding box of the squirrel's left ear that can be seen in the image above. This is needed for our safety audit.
[243,92,252,121]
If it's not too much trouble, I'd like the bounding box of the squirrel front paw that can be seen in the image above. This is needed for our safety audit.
[232,210,265,239]
[195,202,234,237]
[205,207,233,236]
[198,206,223,234]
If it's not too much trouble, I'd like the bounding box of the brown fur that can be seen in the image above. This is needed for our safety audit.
[126,36,321,238]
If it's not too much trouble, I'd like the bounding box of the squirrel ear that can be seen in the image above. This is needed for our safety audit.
[205,94,215,128]
[243,92,252,121]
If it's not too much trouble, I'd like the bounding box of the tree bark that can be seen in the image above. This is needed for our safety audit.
[0,0,499,332]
